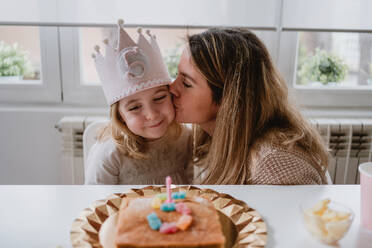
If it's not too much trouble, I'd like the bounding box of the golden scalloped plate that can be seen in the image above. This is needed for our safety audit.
[71,186,267,248]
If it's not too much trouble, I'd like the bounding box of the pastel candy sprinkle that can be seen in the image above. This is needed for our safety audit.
[156,193,167,201]
[147,212,162,230]
[161,202,176,212]
[176,202,191,215]
[172,191,186,200]
[151,197,162,209]
[159,222,178,234]
[176,214,193,231]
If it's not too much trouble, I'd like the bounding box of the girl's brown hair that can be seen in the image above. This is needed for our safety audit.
[98,102,181,159]
[189,28,329,184]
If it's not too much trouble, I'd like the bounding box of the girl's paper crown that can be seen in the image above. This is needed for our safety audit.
[93,19,172,106]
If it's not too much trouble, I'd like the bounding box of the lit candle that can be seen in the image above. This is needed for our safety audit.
[166,176,173,203]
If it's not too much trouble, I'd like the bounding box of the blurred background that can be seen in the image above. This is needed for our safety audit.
[1,0,372,184]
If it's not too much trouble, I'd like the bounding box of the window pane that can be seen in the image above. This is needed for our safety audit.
[0,26,41,84]
[296,32,372,88]
[79,27,205,85]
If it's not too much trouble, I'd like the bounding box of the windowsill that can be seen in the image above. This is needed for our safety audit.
[295,85,372,91]
[0,79,42,86]
[0,102,371,119]
[302,106,372,118]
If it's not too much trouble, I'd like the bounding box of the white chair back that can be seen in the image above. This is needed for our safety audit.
[325,170,333,185]
[83,120,109,170]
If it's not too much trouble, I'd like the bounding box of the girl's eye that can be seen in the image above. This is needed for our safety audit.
[129,105,141,111]
[154,95,167,101]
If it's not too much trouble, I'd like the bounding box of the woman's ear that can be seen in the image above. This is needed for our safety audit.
[211,101,220,118]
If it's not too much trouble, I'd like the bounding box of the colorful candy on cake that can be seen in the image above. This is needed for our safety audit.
[115,176,226,248]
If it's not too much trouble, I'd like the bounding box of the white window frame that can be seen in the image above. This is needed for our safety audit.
[59,26,278,106]
[276,0,372,108]
[0,26,62,103]
[55,0,279,105]
[2,0,280,106]
[6,0,371,109]
[59,27,106,105]
[277,31,372,108]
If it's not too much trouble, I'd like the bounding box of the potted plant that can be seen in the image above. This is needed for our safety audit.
[297,48,348,86]
[164,44,181,80]
[0,41,33,82]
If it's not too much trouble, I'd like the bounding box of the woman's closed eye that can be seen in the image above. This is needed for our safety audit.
[179,73,193,88]
[182,80,192,88]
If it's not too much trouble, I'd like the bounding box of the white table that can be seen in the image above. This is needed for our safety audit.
[0,185,371,248]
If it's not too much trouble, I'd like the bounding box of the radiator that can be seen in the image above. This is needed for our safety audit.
[56,116,107,184]
[311,118,372,184]
[56,116,372,185]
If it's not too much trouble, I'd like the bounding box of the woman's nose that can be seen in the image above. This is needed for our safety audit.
[169,79,180,98]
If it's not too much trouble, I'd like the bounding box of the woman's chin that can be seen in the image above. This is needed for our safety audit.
[175,113,186,123]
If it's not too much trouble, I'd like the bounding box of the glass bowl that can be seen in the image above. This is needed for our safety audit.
[300,199,354,244]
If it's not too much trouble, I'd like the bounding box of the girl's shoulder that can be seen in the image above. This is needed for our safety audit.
[86,137,127,172]
[90,137,120,158]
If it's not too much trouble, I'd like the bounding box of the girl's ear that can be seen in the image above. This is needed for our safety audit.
[114,101,127,125]
[118,109,126,123]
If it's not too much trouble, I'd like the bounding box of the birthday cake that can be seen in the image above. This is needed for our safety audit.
[115,179,226,248]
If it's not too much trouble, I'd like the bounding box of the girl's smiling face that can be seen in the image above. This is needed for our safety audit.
[118,85,175,140]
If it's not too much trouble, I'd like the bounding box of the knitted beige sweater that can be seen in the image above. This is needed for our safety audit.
[85,126,193,185]
[247,143,327,185]
[194,142,327,185]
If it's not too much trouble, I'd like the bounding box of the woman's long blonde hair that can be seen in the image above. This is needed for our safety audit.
[98,102,181,160]
[189,28,329,184]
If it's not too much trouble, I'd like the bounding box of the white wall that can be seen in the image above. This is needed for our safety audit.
[0,0,278,28]
[0,106,107,184]
[2,105,372,184]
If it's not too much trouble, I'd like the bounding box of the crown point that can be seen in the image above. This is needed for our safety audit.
[146,30,151,35]
[94,45,100,53]
[103,39,109,45]
[137,27,142,34]
[118,19,124,25]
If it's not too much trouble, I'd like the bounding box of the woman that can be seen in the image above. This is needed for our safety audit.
[170,28,329,185]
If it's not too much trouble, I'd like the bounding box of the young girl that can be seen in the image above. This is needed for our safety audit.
[85,20,192,185]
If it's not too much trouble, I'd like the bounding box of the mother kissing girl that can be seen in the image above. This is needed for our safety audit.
[170,28,329,185]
